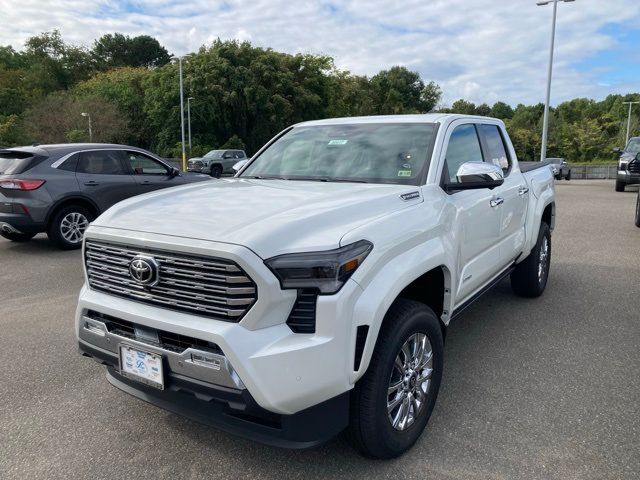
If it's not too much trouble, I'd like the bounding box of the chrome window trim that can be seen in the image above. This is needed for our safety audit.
[51,148,172,172]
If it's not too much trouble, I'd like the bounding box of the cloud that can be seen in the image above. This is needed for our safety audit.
[1,0,639,106]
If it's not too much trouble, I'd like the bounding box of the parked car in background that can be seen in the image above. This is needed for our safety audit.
[615,137,640,191]
[635,190,640,228]
[77,114,555,458]
[187,149,247,177]
[547,157,571,180]
[0,144,210,249]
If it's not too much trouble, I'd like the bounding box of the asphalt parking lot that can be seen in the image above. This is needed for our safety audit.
[1,180,638,480]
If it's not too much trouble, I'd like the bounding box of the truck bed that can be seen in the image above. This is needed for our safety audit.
[520,161,549,173]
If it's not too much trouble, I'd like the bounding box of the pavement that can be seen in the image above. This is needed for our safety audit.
[0,180,638,480]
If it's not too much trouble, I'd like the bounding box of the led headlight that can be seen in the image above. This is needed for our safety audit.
[265,240,373,294]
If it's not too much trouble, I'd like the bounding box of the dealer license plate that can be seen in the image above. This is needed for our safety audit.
[119,344,164,390]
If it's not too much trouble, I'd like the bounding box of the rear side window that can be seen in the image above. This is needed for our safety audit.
[479,124,510,173]
[444,124,484,184]
[56,154,79,172]
[77,150,128,175]
[0,151,39,175]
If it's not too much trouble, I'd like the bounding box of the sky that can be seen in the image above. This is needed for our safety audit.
[0,0,639,107]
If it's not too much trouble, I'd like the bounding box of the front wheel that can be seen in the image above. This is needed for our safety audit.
[511,222,551,298]
[635,194,640,228]
[565,170,571,181]
[347,299,443,459]
[0,231,36,242]
[210,165,223,178]
[615,180,625,192]
[47,205,93,250]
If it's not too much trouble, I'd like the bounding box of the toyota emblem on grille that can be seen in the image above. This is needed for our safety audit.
[129,255,160,287]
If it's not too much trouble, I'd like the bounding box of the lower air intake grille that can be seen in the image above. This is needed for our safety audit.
[286,289,318,334]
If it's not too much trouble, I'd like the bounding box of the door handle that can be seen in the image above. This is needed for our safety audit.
[490,197,504,208]
[518,186,529,196]
[84,181,99,186]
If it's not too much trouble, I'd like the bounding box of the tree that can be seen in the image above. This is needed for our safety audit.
[370,66,441,114]
[450,99,477,115]
[491,101,514,119]
[93,33,171,69]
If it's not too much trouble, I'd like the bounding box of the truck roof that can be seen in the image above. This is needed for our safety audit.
[297,113,504,127]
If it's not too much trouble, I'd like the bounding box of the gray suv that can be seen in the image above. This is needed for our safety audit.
[0,144,210,249]
[615,137,640,192]
[187,149,247,177]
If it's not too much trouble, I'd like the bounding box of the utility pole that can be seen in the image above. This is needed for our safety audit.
[187,97,194,156]
[623,101,639,145]
[537,0,575,162]
[171,56,186,171]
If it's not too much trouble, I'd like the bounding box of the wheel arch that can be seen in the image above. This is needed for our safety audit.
[45,195,100,228]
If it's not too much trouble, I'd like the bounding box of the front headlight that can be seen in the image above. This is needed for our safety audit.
[265,240,373,294]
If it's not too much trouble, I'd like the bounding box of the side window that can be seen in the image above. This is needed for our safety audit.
[444,124,484,184]
[238,151,246,158]
[479,124,510,173]
[77,151,127,175]
[125,151,169,175]
[56,153,79,172]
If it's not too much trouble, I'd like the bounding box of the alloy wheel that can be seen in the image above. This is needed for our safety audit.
[60,212,89,244]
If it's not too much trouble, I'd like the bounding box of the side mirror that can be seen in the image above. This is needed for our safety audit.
[170,167,180,177]
[448,161,504,191]
[613,147,622,154]
[232,159,249,173]
[636,153,640,162]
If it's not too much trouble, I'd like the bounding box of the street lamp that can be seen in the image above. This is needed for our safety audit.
[623,101,640,145]
[171,56,187,171]
[80,112,92,142]
[187,97,194,156]
[537,0,575,162]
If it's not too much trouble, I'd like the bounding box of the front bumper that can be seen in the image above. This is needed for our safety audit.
[79,341,349,448]
[617,170,640,185]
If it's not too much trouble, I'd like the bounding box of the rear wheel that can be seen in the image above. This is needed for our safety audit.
[0,231,36,242]
[511,222,551,298]
[347,299,443,459]
[210,165,223,178]
[47,205,93,250]
[635,193,640,228]
[615,180,625,192]
[565,170,571,181]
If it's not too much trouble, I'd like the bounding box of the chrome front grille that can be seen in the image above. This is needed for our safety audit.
[84,240,257,321]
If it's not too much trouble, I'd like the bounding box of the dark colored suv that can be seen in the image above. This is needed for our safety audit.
[0,144,210,249]
[615,137,640,192]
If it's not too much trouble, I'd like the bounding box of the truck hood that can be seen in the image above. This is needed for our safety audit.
[92,178,422,258]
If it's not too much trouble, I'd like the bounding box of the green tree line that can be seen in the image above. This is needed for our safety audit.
[0,30,638,162]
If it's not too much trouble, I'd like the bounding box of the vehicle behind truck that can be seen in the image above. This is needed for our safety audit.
[76,114,555,458]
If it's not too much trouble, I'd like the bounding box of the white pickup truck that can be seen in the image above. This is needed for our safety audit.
[76,114,555,458]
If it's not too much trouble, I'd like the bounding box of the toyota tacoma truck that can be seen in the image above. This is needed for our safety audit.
[615,137,640,192]
[76,114,555,459]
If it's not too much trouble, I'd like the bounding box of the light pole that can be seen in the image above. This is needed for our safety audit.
[171,56,187,171]
[81,112,92,142]
[623,101,639,145]
[187,97,194,156]
[537,0,574,162]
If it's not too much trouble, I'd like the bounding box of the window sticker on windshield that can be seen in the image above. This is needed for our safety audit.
[328,139,348,145]
[398,170,412,177]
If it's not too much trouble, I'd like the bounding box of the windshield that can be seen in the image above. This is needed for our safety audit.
[626,139,640,154]
[204,150,225,159]
[240,123,437,185]
[548,158,563,165]
[0,151,36,175]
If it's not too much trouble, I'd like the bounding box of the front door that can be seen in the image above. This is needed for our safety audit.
[441,123,502,304]
[124,151,177,194]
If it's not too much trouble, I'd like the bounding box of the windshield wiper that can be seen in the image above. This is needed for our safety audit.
[288,177,369,184]
[243,175,287,180]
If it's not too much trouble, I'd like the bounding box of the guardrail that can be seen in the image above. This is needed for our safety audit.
[568,165,618,180]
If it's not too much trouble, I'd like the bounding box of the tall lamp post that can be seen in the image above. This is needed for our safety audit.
[81,112,92,142]
[187,97,194,156]
[623,101,639,145]
[171,56,187,172]
[537,0,574,162]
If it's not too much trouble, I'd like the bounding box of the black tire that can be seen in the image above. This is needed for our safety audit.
[635,193,640,228]
[210,164,223,178]
[615,180,625,192]
[47,205,94,250]
[565,170,571,181]
[0,231,36,242]
[347,299,444,459]
[511,222,551,298]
